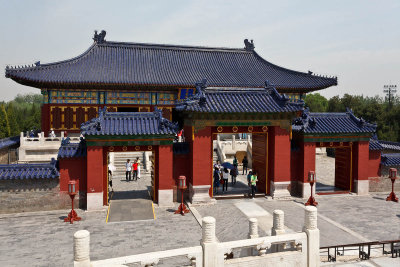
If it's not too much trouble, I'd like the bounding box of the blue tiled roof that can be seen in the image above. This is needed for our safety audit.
[369,136,384,150]
[292,108,376,134]
[378,140,400,152]
[5,32,337,91]
[176,80,304,113]
[0,159,59,180]
[81,108,178,136]
[0,136,20,150]
[58,138,87,159]
[381,153,400,166]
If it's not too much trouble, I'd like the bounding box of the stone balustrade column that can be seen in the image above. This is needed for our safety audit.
[248,218,259,239]
[248,218,259,256]
[271,210,285,252]
[201,216,222,266]
[74,230,90,267]
[232,135,235,150]
[271,210,285,236]
[303,206,319,267]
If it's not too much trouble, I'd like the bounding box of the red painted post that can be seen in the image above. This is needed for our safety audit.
[305,171,318,206]
[64,180,81,224]
[175,176,190,215]
[386,168,398,202]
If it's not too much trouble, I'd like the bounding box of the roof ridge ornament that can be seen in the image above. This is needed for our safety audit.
[244,39,255,51]
[93,30,106,43]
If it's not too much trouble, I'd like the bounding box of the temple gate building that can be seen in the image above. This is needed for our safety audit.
[5,31,391,210]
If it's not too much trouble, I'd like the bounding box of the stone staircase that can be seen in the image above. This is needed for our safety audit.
[111,152,149,178]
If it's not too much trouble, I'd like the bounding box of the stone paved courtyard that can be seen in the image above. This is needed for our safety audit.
[0,191,399,266]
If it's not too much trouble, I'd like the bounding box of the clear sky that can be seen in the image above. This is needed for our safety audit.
[1,0,399,101]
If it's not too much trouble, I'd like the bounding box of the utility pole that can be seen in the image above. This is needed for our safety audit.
[383,85,397,109]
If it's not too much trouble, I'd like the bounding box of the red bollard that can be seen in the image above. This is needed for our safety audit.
[64,180,81,224]
[305,171,318,207]
[386,168,398,202]
[175,176,190,215]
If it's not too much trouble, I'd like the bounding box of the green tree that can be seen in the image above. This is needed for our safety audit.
[0,104,10,138]
[327,96,345,112]
[6,103,19,136]
[304,93,328,112]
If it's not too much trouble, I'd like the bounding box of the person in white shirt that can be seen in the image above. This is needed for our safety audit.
[136,157,141,179]
[222,168,229,193]
[49,129,56,138]
[125,159,132,181]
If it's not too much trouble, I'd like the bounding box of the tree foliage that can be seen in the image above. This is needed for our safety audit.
[305,93,400,142]
[0,93,42,138]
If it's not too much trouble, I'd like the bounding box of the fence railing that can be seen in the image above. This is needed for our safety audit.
[320,240,400,262]
[73,206,319,267]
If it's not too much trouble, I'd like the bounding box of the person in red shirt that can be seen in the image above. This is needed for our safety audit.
[132,160,139,181]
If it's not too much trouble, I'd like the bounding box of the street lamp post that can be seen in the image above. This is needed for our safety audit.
[305,171,318,207]
[386,168,398,202]
[64,180,81,224]
[175,176,190,215]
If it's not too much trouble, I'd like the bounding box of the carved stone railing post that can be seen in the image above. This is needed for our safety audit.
[247,218,259,256]
[74,230,90,267]
[303,206,319,267]
[232,135,236,150]
[271,210,285,252]
[201,216,222,267]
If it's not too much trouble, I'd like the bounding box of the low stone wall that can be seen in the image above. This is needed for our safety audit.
[369,176,400,192]
[0,178,72,214]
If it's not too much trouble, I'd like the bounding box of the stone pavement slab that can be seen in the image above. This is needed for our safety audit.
[107,199,154,222]
[0,204,201,267]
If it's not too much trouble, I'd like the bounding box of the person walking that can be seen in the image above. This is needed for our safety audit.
[242,156,248,175]
[250,171,258,199]
[213,167,221,194]
[230,165,238,185]
[247,171,253,197]
[222,168,229,193]
[136,157,141,179]
[125,159,132,181]
[132,160,138,181]
[233,156,238,168]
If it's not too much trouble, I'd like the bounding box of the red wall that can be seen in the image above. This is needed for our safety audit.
[368,150,381,177]
[173,154,191,185]
[86,146,104,195]
[252,133,268,193]
[191,127,212,194]
[59,157,87,192]
[269,126,291,183]
[300,142,316,183]
[353,141,369,181]
[157,145,174,190]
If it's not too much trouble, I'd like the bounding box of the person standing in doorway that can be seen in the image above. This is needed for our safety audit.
[136,157,141,179]
[125,159,132,181]
[250,171,258,199]
[233,156,238,168]
[242,156,248,175]
[213,167,220,194]
[222,168,229,193]
[132,160,138,181]
[247,171,253,197]
[230,165,238,185]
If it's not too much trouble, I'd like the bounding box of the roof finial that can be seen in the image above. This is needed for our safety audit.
[93,30,106,43]
[244,39,255,51]
[35,61,40,66]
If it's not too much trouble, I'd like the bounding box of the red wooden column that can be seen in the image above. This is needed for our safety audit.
[352,141,370,195]
[86,146,104,210]
[156,145,174,206]
[189,126,213,204]
[299,142,316,198]
[268,126,292,198]
[252,133,268,194]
